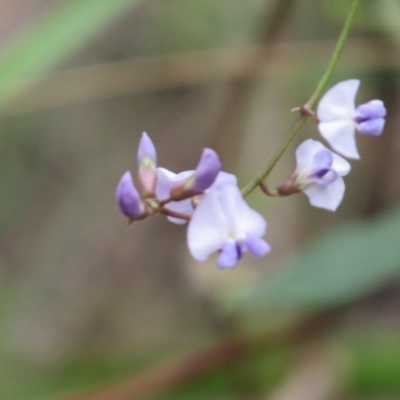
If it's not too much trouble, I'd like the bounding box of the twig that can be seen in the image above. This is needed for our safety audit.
[2,37,395,116]
[62,306,343,400]
[211,0,295,171]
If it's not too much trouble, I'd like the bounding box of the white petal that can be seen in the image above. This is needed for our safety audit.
[220,185,266,238]
[156,167,193,200]
[208,171,238,192]
[295,139,326,171]
[165,198,194,224]
[317,79,359,122]
[156,168,195,224]
[331,152,351,176]
[187,191,230,261]
[318,120,359,159]
[303,178,345,211]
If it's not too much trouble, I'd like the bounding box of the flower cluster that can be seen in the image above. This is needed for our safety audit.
[116,132,270,268]
[275,79,386,211]
[116,80,386,268]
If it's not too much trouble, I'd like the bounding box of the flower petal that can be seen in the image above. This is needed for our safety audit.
[331,152,351,176]
[208,171,238,191]
[317,79,359,122]
[156,168,194,224]
[303,177,345,211]
[116,171,143,218]
[220,185,266,238]
[309,168,338,186]
[191,148,221,192]
[156,168,191,200]
[318,120,359,159]
[137,132,157,166]
[245,234,271,258]
[187,191,229,261]
[356,100,386,120]
[313,149,333,168]
[217,240,238,269]
[295,139,326,171]
[357,118,385,136]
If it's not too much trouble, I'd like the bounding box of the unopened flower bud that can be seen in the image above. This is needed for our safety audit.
[170,148,221,200]
[116,171,144,219]
[137,132,157,198]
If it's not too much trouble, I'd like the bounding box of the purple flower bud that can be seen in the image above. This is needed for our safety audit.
[170,148,221,201]
[137,132,157,167]
[137,132,157,198]
[192,148,221,192]
[116,171,144,219]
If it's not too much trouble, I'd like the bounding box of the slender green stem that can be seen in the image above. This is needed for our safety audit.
[241,0,361,197]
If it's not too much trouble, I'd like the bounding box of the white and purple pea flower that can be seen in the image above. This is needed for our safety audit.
[317,79,386,159]
[277,139,351,211]
[116,132,271,268]
[188,184,270,269]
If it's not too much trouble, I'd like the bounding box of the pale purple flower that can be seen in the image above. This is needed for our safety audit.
[116,171,144,219]
[292,139,351,211]
[317,79,386,159]
[156,168,237,224]
[187,185,270,268]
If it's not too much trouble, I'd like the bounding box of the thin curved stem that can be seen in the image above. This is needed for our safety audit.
[241,0,361,197]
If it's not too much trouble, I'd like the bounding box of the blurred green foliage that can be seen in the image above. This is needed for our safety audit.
[0,0,143,108]
[236,205,400,310]
[0,0,399,399]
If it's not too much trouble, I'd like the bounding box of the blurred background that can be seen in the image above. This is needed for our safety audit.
[0,0,399,399]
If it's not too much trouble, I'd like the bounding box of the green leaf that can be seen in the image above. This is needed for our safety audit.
[236,205,400,310]
[0,0,143,108]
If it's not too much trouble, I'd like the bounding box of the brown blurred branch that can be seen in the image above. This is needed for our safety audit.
[62,306,343,400]
[0,39,396,117]
[211,0,295,170]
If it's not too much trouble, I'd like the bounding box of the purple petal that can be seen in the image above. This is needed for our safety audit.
[313,149,333,168]
[116,171,143,218]
[192,148,221,192]
[309,167,338,186]
[357,118,385,136]
[217,240,238,269]
[137,132,157,166]
[245,234,271,258]
[295,139,326,171]
[355,100,386,121]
